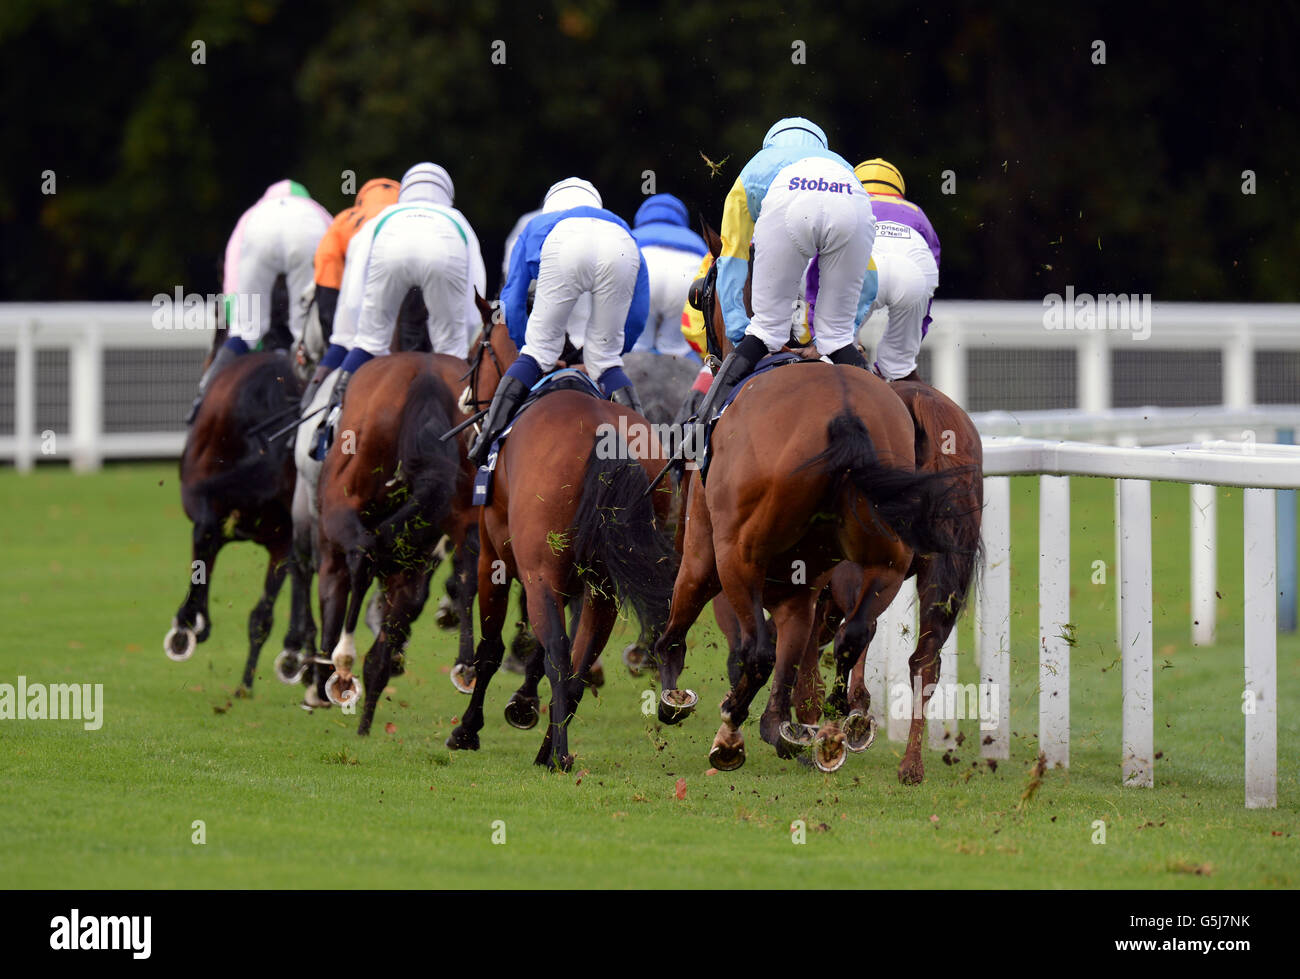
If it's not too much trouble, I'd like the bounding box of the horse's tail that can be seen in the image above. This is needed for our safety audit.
[898,387,986,613]
[372,371,460,559]
[802,410,978,558]
[571,452,679,634]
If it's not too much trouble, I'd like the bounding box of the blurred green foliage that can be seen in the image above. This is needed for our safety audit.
[1,0,1296,301]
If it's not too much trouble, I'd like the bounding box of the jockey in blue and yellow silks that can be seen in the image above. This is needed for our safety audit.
[694,117,878,428]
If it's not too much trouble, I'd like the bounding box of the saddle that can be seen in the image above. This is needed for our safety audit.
[472,368,605,506]
[698,352,814,483]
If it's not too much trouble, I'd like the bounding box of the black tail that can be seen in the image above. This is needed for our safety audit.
[372,372,460,564]
[571,454,680,634]
[801,411,977,557]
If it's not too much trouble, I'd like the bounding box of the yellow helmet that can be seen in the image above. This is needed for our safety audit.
[855,158,905,196]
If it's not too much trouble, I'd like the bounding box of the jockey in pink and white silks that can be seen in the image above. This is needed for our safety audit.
[186,179,332,422]
[854,159,940,382]
[467,177,650,467]
[630,193,707,360]
[308,162,487,458]
[693,117,878,428]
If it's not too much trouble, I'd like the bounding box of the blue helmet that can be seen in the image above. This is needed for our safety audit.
[762,117,828,150]
[634,193,689,229]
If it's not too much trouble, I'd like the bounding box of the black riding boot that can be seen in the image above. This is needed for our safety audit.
[828,342,869,370]
[693,334,768,426]
[609,384,644,415]
[186,345,242,423]
[467,374,530,467]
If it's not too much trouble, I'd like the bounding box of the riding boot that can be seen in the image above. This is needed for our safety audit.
[693,333,768,426]
[186,344,242,424]
[310,369,352,462]
[467,374,530,467]
[827,342,869,370]
[609,384,644,416]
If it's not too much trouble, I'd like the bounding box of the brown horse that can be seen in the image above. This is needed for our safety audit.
[166,341,317,695]
[446,386,678,771]
[652,233,977,779]
[314,349,469,735]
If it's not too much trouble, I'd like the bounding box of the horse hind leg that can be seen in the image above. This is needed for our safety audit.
[237,539,290,695]
[531,587,576,772]
[166,517,222,662]
[448,530,512,750]
[326,545,373,708]
[449,530,480,693]
[276,477,319,685]
[358,566,429,735]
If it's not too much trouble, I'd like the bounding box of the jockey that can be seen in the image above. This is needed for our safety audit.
[501,205,543,292]
[186,180,331,422]
[307,162,486,455]
[312,177,400,341]
[467,177,650,467]
[693,117,877,427]
[630,193,707,359]
[853,159,940,382]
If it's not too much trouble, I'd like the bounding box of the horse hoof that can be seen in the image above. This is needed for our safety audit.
[164,621,196,662]
[434,596,458,630]
[844,711,877,752]
[504,696,540,730]
[450,663,476,694]
[709,739,746,772]
[778,722,818,758]
[446,726,480,751]
[812,729,847,773]
[324,672,360,708]
[586,658,605,689]
[658,689,698,725]
[898,759,925,786]
[389,651,406,677]
[274,649,307,685]
[622,642,649,676]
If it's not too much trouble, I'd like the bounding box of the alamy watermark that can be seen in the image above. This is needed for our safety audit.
[1042,286,1151,341]
[151,286,260,330]
[889,678,999,731]
[0,676,103,730]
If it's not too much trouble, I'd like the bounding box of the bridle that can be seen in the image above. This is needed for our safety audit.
[459,314,507,413]
[689,258,725,364]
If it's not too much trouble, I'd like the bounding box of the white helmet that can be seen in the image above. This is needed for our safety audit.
[399,162,454,205]
[542,177,602,213]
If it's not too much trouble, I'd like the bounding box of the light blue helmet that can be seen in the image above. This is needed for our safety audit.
[762,117,828,150]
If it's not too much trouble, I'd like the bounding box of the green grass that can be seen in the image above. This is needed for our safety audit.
[0,463,1295,889]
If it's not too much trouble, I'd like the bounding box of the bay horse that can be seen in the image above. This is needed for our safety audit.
[652,229,979,781]
[445,386,678,771]
[314,348,470,734]
[166,327,317,695]
[288,301,507,705]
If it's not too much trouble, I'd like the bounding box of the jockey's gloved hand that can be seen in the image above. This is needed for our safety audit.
[828,342,868,369]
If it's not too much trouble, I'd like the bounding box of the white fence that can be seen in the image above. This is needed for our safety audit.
[5,300,1300,469]
[869,436,1289,810]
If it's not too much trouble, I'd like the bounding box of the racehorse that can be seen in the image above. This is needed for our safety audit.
[166,323,317,696]
[445,385,679,771]
[313,350,468,734]
[651,228,979,782]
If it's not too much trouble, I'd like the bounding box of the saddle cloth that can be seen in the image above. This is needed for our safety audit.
[472,368,605,506]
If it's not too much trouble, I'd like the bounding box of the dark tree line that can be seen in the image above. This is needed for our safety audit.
[2,0,1296,303]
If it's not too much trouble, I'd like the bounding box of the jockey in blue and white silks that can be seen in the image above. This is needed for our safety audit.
[467,177,650,466]
[694,117,877,428]
[630,193,707,360]
[307,162,486,458]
